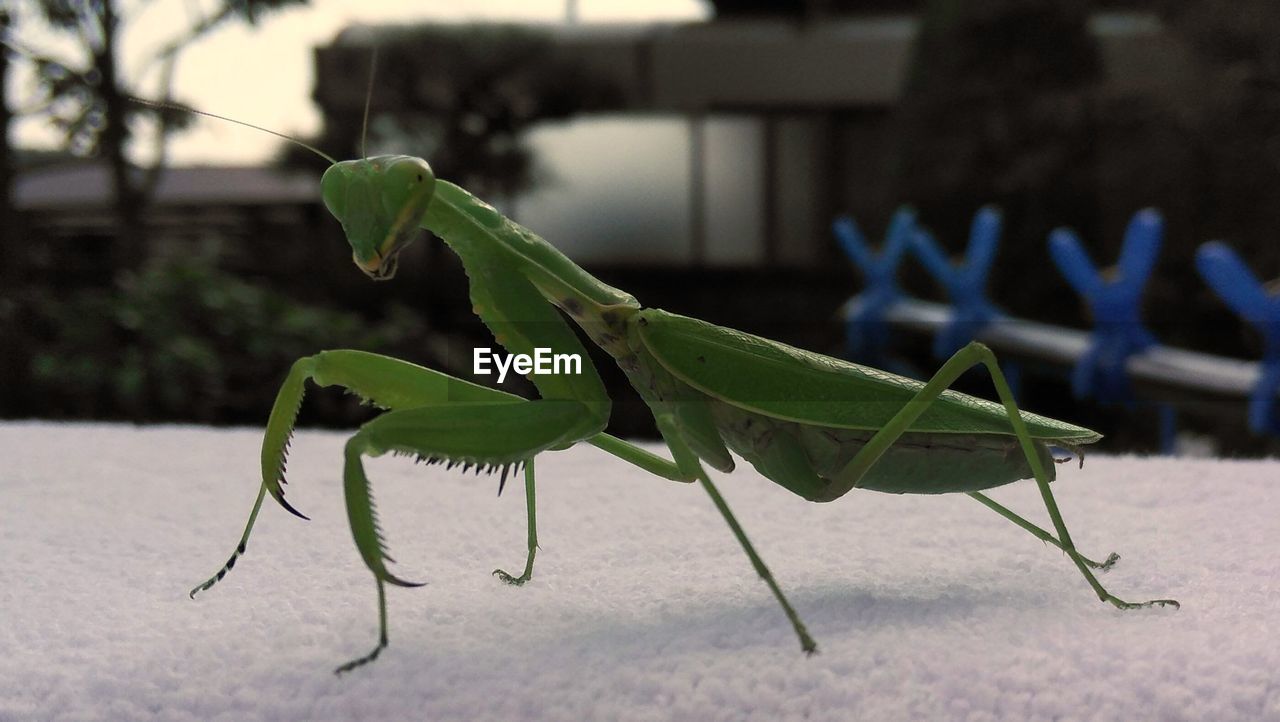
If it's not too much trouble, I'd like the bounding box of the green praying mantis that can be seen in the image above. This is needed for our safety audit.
[176,103,1179,675]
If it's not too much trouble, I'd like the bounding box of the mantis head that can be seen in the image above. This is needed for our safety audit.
[321,155,437,280]
[122,93,433,281]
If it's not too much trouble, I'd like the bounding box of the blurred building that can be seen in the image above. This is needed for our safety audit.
[13,163,339,291]
[311,8,1186,273]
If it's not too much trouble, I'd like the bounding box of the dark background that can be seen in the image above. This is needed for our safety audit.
[4,0,1279,455]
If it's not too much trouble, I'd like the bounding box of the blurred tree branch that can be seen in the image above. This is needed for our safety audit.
[2,0,308,274]
[1,7,19,286]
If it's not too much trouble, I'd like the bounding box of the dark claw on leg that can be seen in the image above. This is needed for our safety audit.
[493,568,530,586]
[1080,551,1121,572]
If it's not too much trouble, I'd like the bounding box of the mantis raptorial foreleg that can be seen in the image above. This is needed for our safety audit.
[190,349,551,599]
[829,341,1174,609]
[338,402,601,673]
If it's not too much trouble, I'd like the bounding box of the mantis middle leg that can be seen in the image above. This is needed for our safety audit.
[590,429,818,655]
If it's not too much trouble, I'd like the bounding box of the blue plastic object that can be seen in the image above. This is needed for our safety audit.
[834,208,915,368]
[1048,209,1163,406]
[909,205,1004,359]
[1196,241,1280,435]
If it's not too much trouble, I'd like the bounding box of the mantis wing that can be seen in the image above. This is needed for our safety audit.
[635,309,1100,443]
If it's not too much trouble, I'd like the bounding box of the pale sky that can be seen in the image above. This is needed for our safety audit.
[9,0,711,165]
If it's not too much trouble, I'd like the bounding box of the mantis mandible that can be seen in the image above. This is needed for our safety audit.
[179,105,1179,675]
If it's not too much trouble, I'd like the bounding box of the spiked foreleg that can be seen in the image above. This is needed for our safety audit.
[333,398,598,672]
[334,440,425,675]
[191,350,527,598]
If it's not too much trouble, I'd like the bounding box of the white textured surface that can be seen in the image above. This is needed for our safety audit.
[2,422,1278,722]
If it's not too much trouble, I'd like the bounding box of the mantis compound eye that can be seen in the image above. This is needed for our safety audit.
[322,156,437,281]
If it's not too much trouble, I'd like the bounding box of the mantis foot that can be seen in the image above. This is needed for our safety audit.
[188,541,244,599]
[189,487,270,599]
[334,636,387,675]
[1104,595,1180,611]
[1083,551,1121,572]
[1065,548,1119,572]
[492,568,532,586]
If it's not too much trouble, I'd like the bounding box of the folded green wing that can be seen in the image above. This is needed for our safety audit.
[635,309,1100,442]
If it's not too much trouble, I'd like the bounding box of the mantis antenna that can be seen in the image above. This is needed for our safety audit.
[126,96,338,166]
[0,34,336,164]
[359,46,379,159]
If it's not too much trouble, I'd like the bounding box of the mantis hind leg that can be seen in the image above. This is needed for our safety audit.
[955,344,1176,609]
[968,491,1119,571]
[837,342,1177,610]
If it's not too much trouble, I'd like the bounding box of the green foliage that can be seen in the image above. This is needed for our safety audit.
[10,253,422,423]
